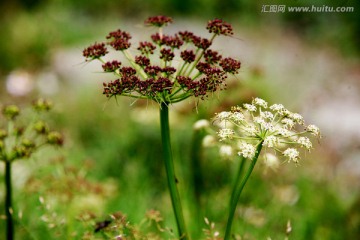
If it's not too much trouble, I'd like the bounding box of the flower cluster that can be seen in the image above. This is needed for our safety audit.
[0,99,63,162]
[213,98,321,164]
[83,16,241,104]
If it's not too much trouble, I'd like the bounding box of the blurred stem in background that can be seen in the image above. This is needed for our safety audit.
[160,103,189,239]
[0,101,63,240]
[190,124,206,223]
[5,160,14,240]
[224,142,263,240]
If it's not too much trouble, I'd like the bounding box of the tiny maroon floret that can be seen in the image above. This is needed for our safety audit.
[180,50,196,63]
[83,42,108,60]
[163,35,183,49]
[160,48,175,62]
[138,41,156,55]
[145,15,173,27]
[220,57,241,74]
[204,50,222,64]
[135,56,151,67]
[106,29,132,50]
[102,60,122,72]
[178,31,195,43]
[207,18,234,36]
[192,36,212,50]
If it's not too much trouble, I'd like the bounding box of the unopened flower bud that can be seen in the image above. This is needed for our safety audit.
[14,146,31,159]
[2,105,20,120]
[33,120,49,134]
[32,99,52,112]
[47,131,64,146]
[0,129,7,139]
[14,127,24,137]
[22,139,35,149]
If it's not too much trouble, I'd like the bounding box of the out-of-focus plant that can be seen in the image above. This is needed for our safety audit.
[83,15,241,239]
[79,209,176,240]
[0,99,63,240]
[211,98,321,239]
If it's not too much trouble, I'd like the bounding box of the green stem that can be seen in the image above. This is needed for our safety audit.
[159,103,189,240]
[5,160,14,240]
[224,142,263,240]
[229,156,246,207]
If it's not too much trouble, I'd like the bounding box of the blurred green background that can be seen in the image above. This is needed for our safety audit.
[0,0,360,239]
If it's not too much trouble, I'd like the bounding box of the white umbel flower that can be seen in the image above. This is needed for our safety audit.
[216,111,232,121]
[283,148,300,163]
[217,128,235,141]
[260,111,274,120]
[230,112,245,123]
[243,103,257,112]
[212,98,320,165]
[237,142,256,159]
[281,118,295,129]
[263,136,278,148]
[297,137,312,150]
[290,113,304,125]
[306,124,320,137]
[253,97,268,108]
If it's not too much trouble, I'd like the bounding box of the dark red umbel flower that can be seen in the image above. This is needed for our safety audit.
[144,65,162,77]
[207,18,234,36]
[204,50,222,64]
[163,35,183,49]
[160,48,175,62]
[196,62,212,73]
[106,29,132,50]
[220,57,241,74]
[180,50,196,63]
[120,67,137,77]
[151,33,165,46]
[138,41,156,55]
[106,29,131,40]
[102,60,121,72]
[178,31,195,43]
[151,77,173,94]
[162,67,176,76]
[192,36,212,50]
[145,16,173,27]
[108,39,131,51]
[135,56,151,67]
[83,43,108,60]
[84,16,241,104]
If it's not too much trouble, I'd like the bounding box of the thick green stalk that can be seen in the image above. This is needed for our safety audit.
[224,142,263,240]
[5,161,14,240]
[229,156,246,207]
[159,103,189,240]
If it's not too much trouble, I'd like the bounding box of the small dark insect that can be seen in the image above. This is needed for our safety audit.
[94,220,112,233]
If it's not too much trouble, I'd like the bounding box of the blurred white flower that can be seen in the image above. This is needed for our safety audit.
[202,135,216,147]
[193,119,210,130]
[264,153,280,170]
[6,70,34,96]
[219,145,233,158]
